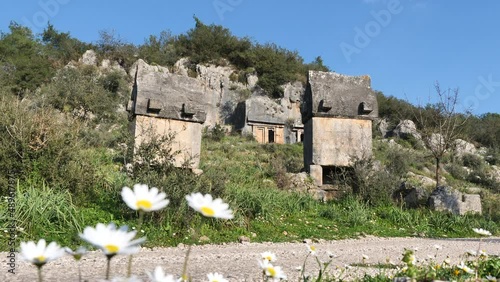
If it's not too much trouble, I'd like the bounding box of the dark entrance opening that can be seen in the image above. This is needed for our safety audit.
[268,129,275,143]
[322,166,355,188]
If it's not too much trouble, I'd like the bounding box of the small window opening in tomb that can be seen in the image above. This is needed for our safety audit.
[358,102,373,115]
[300,133,304,143]
[268,129,275,143]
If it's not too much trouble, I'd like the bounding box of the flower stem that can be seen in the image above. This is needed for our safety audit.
[78,262,82,282]
[181,245,192,281]
[37,266,43,282]
[127,210,144,277]
[106,255,114,280]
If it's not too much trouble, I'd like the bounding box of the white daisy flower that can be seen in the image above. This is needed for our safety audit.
[207,272,228,282]
[443,256,451,265]
[307,244,317,255]
[457,262,475,274]
[259,260,287,281]
[473,228,492,236]
[64,246,87,260]
[185,193,233,219]
[485,275,497,281]
[261,251,277,262]
[121,184,169,212]
[146,266,177,282]
[20,239,64,267]
[79,223,145,256]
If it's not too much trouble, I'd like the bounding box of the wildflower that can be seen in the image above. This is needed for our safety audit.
[20,239,64,267]
[207,272,228,282]
[472,228,492,236]
[261,251,277,262]
[478,250,488,257]
[443,256,451,265]
[185,193,233,219]
[146,266,177,282]
[121,184,169,212]
[64,246,87,261]
[259,260,287,281]
[402,249,416,266]
[79,223,145,256]
[456,262,475,275]
[307,245,317,255]
[486,275,497,281]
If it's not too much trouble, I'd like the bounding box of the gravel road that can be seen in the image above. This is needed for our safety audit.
[2,236,499,281]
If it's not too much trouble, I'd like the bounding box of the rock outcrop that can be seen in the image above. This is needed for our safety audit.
[427,186,482,215]
[392,120,421,140]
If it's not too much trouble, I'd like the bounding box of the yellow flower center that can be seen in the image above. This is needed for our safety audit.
[104,244,119,253]
[201,206,215,217]
[310,246,316,251]
[36,255,46,263]
[136,199,152,210]
[267,266,277,277]
[266,256,272,261]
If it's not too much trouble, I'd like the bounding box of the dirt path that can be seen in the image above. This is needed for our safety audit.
[2,236,499,281]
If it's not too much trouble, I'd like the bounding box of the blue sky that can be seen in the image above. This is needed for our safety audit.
[1,0,499,115]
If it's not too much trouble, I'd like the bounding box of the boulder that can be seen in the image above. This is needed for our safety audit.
[427,186,482,215]
[392,120,421,140]
[393,182,429,208]
[79,50,97,66]
[376,118,390,138]
[246,73,258,88]
[173,58,190,77]
[453,139,477,157]
[406,172,437,188]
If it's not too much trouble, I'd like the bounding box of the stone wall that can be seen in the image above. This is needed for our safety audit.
[131,115,202,169]
[304,117,373,167]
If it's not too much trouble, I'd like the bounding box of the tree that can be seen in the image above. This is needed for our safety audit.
[414,82,471,187]
[42,22,89,64]
[0,22,54,95]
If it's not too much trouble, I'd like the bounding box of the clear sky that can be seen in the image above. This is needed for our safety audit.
[1,0,499,115]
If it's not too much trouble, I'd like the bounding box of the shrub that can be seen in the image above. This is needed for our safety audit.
[462,153,484,169]
[446,163,468,180]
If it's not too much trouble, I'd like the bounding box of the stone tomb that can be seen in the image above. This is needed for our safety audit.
[302,71,378,186]
[127,60,209,169]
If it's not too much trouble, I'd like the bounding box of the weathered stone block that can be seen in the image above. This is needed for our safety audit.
[302,71,378,121]
[309,165,323,186]
[427,186,482,215]
[304,117,372,167]
[132,112,203,169]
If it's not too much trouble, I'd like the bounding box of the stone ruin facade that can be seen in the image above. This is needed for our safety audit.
[302,71,378,186]
[235,82,305,144]
[127,60,209,169]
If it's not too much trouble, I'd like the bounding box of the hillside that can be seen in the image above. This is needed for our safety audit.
[0,19,499,254]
